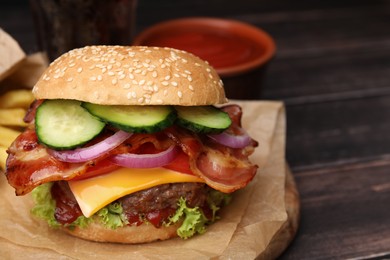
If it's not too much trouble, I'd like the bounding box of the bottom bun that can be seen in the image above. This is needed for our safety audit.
[63,221,182,244]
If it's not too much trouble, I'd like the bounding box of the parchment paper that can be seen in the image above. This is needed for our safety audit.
[0,30,288,259]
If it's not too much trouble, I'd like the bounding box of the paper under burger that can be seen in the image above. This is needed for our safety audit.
[4,46,258,243]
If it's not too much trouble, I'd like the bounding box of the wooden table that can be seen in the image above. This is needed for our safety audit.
[1,1,390,259]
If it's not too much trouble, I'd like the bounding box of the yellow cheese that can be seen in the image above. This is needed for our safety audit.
[68,167,204,218]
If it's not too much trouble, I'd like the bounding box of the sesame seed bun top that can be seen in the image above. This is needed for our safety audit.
[32,45,228,105]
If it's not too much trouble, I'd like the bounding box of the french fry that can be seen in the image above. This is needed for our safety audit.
[0,89,34,109]
[0,108,27,127]
[0,146,7,171]
[0,125,20,147]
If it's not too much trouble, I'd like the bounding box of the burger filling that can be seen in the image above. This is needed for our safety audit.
[31,181,231,239]
[6,102,257,239]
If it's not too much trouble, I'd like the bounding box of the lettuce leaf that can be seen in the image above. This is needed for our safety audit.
[97,202,128,229]
[31,183,91,229]
[207,190,232,222]
[31,183,128,229]
[168,190,232,239]
[168,197,208,239]
[31,183,61,228]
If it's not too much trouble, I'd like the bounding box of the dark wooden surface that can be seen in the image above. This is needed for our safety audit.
[1,1,390,259]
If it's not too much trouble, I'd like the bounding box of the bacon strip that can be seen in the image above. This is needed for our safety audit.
[5,105,258,195]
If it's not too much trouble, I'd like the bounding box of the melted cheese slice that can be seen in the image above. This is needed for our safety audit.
[68,167,204,217]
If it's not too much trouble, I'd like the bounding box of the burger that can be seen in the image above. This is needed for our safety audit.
[5,46,258,243]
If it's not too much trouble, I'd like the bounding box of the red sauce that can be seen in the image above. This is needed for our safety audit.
[126,208,176,228]
[142,31,265,69]
[51,182,83,224]
[146,208,176,228]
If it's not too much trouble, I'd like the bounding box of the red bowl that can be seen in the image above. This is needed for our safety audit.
[134,17,276,99]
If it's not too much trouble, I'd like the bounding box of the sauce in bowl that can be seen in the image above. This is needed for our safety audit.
[133,18,275,77]
[142,31,265,70]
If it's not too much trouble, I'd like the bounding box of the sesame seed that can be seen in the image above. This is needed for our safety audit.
[189,85,194,91]
[124,83,131,89]
[119,74,126,80]
[165,75,171,80]
[90,76,96,81]
[174,73,180,78]
[67,77,73,82]
[112,79,117,85]
[77,67,83,73]
[139,79,146,85]
[177,91,183,98]
[171,81,178,87]
[161,81,169,86]
[108,71,115,76]
[156,99,163,104]
[97,75,103,81]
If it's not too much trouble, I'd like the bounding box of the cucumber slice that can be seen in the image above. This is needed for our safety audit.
[175,106,232,134]
[35,100,105,150]
[82,103,176,133]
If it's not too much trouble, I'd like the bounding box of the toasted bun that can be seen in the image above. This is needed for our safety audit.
[63,221,182,244]
[32,45,228,105]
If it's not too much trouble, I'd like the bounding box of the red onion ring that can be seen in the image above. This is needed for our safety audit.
[110,145,178,168]
[50,130,132,163]
[208,129,251,148]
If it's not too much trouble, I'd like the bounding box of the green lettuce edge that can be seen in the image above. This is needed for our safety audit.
[31,183,232,239]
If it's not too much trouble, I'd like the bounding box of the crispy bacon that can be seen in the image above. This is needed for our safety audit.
[165,123,258,193]
[5,104,258,195]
